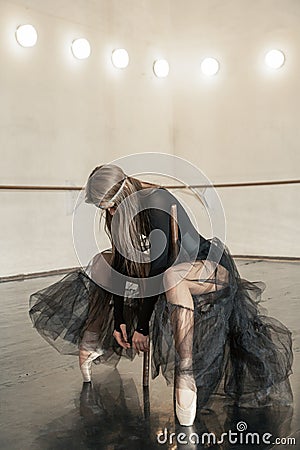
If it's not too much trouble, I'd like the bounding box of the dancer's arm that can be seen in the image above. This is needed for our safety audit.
[113,292,130,349]
[135,188,173,336]
[109,243,129,334]
[113,293,125,332]
[112,278,130,349]
[136,295,159,336]
[146,188,173,277]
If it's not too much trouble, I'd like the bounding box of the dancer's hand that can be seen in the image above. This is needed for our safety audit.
[132,331,149,354]
[113,324,131,349]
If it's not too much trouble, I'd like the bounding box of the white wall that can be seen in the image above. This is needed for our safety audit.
[169,0,300,257]
[0,0,173,276]
[0,0,299,277]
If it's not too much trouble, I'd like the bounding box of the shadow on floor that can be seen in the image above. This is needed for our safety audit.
[31,366,295,450]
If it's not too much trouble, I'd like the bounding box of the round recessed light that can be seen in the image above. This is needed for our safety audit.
[15,24,38,47]
[153,59,169,78]
[71,38,91,60]
[201,57,220,76]
[265,49,285,69]
[111,48,129,69]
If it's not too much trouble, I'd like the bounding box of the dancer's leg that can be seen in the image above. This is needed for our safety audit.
[164,260,229,299]
[79,251,113,380]
[163,260,230,422]
[163,261,230,366]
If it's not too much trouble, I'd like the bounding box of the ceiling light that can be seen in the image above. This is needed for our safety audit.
[71,38,91,60]
[201,57,220,76]
[153,59,169,78]
[265,49,285,69]
[15,24,38,47]
[111,48,129,69]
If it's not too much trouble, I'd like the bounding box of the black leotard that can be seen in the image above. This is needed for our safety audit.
[113,187,227,335]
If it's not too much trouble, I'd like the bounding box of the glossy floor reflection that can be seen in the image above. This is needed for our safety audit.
[0,259,299,449]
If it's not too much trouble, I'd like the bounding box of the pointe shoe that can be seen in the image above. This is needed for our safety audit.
[175,387,197,426]
[80,349,104,383]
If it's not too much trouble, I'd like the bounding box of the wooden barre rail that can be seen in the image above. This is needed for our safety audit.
[0,179,299,191]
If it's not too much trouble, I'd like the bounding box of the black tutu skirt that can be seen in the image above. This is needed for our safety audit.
[29,237,293,410]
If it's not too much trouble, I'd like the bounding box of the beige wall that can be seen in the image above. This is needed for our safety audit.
[0,0,299,277]
[169,0,300,258]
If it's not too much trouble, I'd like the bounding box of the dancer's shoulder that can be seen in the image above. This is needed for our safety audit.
[145,186,177,209]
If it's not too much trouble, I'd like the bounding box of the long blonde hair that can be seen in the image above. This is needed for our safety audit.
[85,164,161,280]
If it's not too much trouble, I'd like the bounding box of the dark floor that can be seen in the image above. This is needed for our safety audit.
[0,259,299,450]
